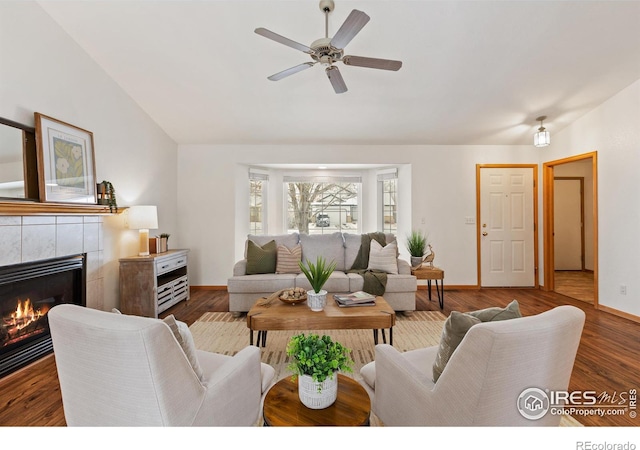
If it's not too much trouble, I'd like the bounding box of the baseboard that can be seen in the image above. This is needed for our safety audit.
[597,304,640,324]
[417,284,479,290]
[191,285,227,291]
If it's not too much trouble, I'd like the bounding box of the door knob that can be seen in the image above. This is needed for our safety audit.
[482,232,488,236]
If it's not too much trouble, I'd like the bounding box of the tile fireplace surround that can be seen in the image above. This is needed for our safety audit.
[0,215,104,310]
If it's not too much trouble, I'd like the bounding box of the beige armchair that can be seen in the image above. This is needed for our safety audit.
[48,304,275,426]
[360,305,585,426]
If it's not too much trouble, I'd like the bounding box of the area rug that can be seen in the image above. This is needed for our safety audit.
[189,311,581,427]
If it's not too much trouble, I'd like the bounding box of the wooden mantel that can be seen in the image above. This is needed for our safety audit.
[0,200,121,215]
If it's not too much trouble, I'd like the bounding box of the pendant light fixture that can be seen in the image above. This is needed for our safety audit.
[534,116,550,147]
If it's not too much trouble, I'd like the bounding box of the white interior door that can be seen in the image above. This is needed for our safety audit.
[554,179,583,270]
[480,167,535,287]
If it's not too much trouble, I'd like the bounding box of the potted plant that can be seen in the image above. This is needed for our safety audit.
[286,333,353,409]
[298,256,336,311]
[97,180,117,213]
[406,230,428,268]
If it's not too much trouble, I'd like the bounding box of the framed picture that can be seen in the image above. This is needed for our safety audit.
[34,113,97,204]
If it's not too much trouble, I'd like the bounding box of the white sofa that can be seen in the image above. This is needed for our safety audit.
[227,232,417,316]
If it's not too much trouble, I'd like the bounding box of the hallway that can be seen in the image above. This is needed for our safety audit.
[554,270,594,303]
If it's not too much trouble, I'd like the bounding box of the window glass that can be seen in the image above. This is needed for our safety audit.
[285,181,359,235]
[380,177,397,234]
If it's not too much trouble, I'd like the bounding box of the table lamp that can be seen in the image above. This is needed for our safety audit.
[128,205,158,256]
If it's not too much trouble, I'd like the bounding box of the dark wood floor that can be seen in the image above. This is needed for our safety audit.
[0,288,638,427]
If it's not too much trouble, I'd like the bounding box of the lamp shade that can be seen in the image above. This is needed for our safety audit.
[128,205,158,230]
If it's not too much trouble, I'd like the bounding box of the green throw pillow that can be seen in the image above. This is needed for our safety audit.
[432,300,522,383]
[246,239,277,275]
[468,299,522,322]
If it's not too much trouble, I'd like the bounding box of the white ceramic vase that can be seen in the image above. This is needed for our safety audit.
[306,289,327,311]
[298,373,338,409]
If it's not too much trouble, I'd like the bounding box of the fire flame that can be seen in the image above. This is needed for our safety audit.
[12,298,44,330]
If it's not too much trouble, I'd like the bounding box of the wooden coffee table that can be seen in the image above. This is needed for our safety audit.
[263,374,371,426]
[247,294,396,347]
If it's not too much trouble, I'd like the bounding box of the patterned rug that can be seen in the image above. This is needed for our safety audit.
[189,311,581,427]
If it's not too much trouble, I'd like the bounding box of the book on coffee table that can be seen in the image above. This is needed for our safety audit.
[335,298,376,307]
[334,291,376,307]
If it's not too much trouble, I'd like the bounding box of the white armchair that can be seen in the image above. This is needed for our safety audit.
[360,305,585,426]
[48,304,275,426]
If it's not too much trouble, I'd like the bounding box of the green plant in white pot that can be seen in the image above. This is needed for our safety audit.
[406,230,428,268]
[286,333,353,409]
[298,256,336,312]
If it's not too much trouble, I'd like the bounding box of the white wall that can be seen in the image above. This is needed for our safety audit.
[545,79,640,316]
[0,2,179,311]
[177,144,540,289]
[178,78,640,319]
[554,159,594,271]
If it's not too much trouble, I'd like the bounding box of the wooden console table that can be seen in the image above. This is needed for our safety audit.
[119,249,190,318]
[412,265,444,309]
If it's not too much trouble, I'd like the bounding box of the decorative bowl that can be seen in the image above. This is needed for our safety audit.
[278,287,307,305]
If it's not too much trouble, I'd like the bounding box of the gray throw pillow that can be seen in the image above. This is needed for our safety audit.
[246,239,277,274]
[163,314,204,381]
[468,299,522,322]
[432,311,481,383]
[432,300,523,382]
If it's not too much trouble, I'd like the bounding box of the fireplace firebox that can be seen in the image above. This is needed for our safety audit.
[0,253,86,378]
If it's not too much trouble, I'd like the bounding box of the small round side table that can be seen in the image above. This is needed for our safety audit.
[263,374,371,426]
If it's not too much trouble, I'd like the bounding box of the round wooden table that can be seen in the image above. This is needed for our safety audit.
[263,374,371,426]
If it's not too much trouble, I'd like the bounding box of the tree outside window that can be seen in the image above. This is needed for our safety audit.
[286,181,359,235]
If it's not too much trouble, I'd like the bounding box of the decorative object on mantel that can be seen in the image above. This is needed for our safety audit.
[34,113,97,204]
[298,256,336,311]
[97,180,117,213]
[128,205,158,256]
[406,229,428,268]
[286,333,353,409]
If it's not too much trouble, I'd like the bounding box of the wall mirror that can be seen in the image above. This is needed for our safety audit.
[0,117,38,200]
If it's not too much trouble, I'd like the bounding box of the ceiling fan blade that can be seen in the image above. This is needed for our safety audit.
[343,55,402,71]
[255,27,312,53]
[326,66,347,94]
[330,9,370,50]
[267,62,316,81]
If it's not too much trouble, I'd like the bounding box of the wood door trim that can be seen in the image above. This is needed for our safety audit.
[476,164,539,288]
[542,151,598,308]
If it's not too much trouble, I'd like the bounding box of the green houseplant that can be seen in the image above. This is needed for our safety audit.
[286,333,353,408]
[406,230,427,267]
[298,256,336,311]
[97,180,117,213]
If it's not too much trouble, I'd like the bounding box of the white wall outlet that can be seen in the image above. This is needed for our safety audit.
[620,285,627,295]
[465,217,475,224]
[421,217,426,224]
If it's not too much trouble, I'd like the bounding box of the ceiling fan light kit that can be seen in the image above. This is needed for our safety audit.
[255,0,402,94]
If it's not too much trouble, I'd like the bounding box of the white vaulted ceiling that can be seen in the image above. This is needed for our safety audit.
[37,0,640,146]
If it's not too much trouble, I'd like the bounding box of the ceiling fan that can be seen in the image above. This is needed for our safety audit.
[255,0,402,94]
